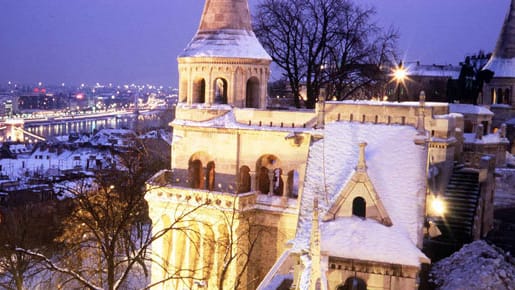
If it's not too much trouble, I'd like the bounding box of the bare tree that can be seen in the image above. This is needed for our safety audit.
[254,0,398,107]
[0,202,64,290]
[12,142,187,290]
[217,206,269,290]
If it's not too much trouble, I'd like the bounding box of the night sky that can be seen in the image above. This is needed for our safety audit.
[0,0,509,87]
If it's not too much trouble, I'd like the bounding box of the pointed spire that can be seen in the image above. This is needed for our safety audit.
[491,0,515,59]
[483,0,515,77]
[179,0,271,60]
[356,142,368,172]
[309,196,322,290]
[198,0,253,32]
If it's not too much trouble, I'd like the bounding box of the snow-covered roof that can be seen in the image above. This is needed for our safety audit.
[482,57,515,78]
[293,121,427,266]
[482,0,515,78]
[321,217,427,266]
[89,129,137,147]
[449,104,494,116]
[179,29,271,60]
[172,109,307,133]
[463,132,508,144]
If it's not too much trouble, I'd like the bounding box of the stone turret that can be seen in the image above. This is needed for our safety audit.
[177,0,271,109]
[482,0,515,106]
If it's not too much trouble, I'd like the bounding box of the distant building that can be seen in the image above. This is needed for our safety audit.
[481,0,515,150]
[388,61,461,103]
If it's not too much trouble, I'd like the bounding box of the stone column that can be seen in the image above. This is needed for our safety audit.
[268,170,274,196]
[206,75,213,106]
[187,71,193,106]
[249,171,256,191]
[282,174,289,198]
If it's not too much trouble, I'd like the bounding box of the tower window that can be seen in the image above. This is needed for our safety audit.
[214,78,228,104]
[246,77,260,108]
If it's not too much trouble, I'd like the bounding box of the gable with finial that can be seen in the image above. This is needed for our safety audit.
[323,142,392,226]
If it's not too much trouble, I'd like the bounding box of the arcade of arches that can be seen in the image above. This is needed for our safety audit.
[187,153,299,198]
[177,61,269,109]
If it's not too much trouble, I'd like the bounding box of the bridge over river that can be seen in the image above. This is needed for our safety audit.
[0,109,173,142]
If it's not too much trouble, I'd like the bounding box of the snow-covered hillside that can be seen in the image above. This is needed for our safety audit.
[429,240,515,290]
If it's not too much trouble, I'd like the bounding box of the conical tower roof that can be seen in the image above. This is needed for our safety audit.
[179,0,271,60]
[483,0,515,77]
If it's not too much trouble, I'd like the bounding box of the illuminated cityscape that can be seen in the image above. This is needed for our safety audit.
[0,0,514,290]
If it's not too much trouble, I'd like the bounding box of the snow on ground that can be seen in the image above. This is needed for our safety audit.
[429,240,515,290]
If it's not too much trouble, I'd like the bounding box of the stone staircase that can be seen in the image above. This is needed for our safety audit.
[433,168,480,244]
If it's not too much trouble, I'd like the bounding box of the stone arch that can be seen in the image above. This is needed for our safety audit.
[246,77,260,108]
[192,78,206,104]
[256,155,281,194]
[214,78,228,104]
[189,152,211,189]
[189,159,203,189]
[206,161,215,191]
[238,165,251,193]
[337,277,367,290]
[352,196,366,218]
[257,166,270,194]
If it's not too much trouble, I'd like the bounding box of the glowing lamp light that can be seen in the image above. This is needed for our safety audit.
[393,67,407,81]
[431,197,446,216]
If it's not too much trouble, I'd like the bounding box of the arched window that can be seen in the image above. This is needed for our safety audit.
[337,277,367,290]
[258,166,270,194]
[193,79,206,103]
[238,166,251,193]
[189,159,203,189]
[352,197,366,218]
[206,161,215,191]
[246,77,260,108]
[273,168,283,196]
[214,78,228,104]
[505,88,511,104]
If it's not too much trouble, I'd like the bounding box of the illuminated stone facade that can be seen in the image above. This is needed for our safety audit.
[145,0,500,289]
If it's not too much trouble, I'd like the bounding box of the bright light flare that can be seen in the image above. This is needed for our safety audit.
[393,67,407,81]
[431,196,446,216]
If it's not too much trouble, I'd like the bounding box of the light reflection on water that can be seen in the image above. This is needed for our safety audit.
[24,112,167,138]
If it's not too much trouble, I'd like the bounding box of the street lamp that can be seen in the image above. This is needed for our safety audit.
[392,62,407,102]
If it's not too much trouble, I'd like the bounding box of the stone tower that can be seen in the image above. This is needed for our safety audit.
[482,0,515,107]
[177,0,272,109]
